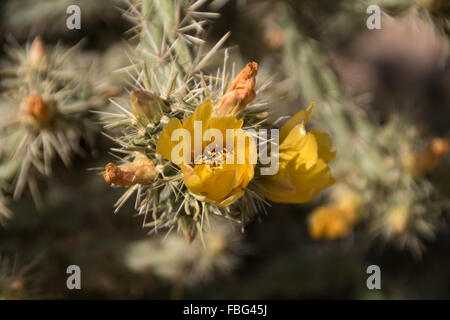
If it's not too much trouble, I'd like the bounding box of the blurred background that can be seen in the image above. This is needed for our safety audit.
[0,0,449,299]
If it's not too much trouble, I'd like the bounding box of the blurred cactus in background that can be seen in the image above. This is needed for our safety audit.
[0,37,109,206]
[277,1,449,257]
[123,218,245,297]
[0,252,43,299]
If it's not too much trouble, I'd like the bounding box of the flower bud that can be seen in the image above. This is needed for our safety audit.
[104,156,156,187]
[28,37,47,68]
[24,94,53,124]
[130,90,165,122]
[213,62,258,117]
[386,205,409,234]
[403,138,449,175]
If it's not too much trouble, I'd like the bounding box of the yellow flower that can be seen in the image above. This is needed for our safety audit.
[156,101,255,206]
[308,189,361,240]
[261,102,335,203]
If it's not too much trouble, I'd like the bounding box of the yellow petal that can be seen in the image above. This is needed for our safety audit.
[209,116,243,131]
[280,127,318,170]
[263,158,335,204]
[183,100,212,135]
[311,130,336,163]
[215,188,245,207]
[279,101,314,143]
[181,163,250,206]
[156,118,183,161]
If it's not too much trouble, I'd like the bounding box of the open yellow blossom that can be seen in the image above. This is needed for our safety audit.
[261,102,335,203]
[156,101,255,206]
[308,188,362,240]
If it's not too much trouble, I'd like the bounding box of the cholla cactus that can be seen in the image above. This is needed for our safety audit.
[0,37,107,206]
[101,0,335,240]
[0,252,43,299]
[124,218,245,292]
[281,8,449,257]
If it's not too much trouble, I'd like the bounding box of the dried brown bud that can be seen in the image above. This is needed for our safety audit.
[104,157,156,187]
[213,62,258,117]
[130,90,165,122]
[24,94,53,123]
[28,37,47,68]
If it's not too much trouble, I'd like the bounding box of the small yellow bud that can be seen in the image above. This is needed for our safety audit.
[403,138,449,176]
[104,157,156,187]
[28,37,47,68]
[308,188,362,241]
[213,62,258,117]
[308,206,354,240]
[335,189,363,216]
[386,205,409,234]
